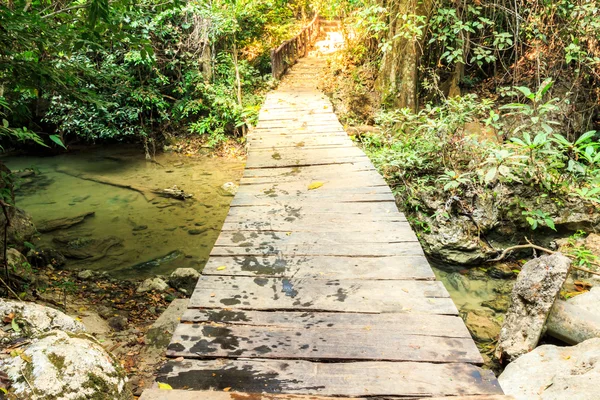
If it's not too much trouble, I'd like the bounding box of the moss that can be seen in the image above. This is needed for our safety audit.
[47,352,66,373]
[81,373,132,400]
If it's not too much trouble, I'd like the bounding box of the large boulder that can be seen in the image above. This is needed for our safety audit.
[0,207,36,247]
[168,268,200,294]
[1,330,132,400]
[495,254,571,362]
[0,299,84,338]
[499,338,600,399]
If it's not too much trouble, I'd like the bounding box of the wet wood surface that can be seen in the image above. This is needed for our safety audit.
[156,55,506,398]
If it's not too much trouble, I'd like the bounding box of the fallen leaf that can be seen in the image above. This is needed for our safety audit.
[11,319,21,333]
[3,312,14,324]
[158,382,173,390]
[19,353,32,363]
[216,266,227,271]
[174,357,184,362]
[223,387,231,392]
[308,181,324,190]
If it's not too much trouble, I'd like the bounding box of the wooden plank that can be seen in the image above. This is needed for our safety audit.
[201,255,434,280]
[167,323,483,363]
[225,202,399,217]
[246,155,369,169]
[230,193,395,206]
[209,241,425,257]
[213,230,419,248]
[189,276,457,314]
[241,162,376,177]
[180,309,470,337]
[239,171,388,187]
[156,359,504,397]
[140,390,363,400]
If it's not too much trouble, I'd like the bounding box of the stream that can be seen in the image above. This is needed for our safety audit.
[4,146,244,279]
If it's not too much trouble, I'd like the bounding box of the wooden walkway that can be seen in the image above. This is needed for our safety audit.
[142,55,508,399]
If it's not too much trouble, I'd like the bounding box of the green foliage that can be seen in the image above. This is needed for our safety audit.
[0,0,300,150]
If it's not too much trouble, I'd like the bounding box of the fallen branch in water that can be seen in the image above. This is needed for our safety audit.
[54,168,155,201]
[488,241,600,277]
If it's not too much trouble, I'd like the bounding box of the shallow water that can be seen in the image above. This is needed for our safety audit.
[4,146,244,279]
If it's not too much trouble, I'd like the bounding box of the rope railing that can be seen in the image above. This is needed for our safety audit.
[270,14,320,80]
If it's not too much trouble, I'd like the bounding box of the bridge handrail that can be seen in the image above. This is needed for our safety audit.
[270,14,320,79]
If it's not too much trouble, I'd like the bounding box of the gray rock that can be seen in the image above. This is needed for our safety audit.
[219,182,238,196]
[27,248,66,268]
[495,254,571,362]
[97,305,116,320]
[136,277,169,293]
[0,207,36,248]
[546,300,600,345]
[499,338,600,400]
[107,316,128,332]
[0,330,131,400]
[146,299,189,348]
[168,268,200,294]
[77,269,96,280]
[5,248,35,284]
[569,286,600,312]
[0,299,84,337]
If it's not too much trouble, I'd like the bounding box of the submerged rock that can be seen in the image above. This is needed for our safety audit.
[168,268,200,294]
[27,248,67,268]
[0,299,84,338]
[1,330,131,400]
[462,308,501,342]
[499,338,600,400]
[136,277,169,293]
[219,182,238,196]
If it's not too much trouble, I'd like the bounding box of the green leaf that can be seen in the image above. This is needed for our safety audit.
[11,319,21,333]
[545,218,556,231]
[49,135,67,149]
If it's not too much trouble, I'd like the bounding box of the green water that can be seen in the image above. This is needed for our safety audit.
[4,146,244,279]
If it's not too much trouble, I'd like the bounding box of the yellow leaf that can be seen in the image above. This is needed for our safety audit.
[216,266,227,271]
[158,382,173,390]
[20,353,32,363]
[308,181,324,190]
[285,232,292,236]
[223,387,232,392]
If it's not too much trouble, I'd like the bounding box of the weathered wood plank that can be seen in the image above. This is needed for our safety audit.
[239,172,388,187]
[241,162,376,178]
[225,202,399,217]
[140,390,514,400]
[210,241,425,257]
[180,310,469,337]
[156,359,503,397]
[201,255,434,280]
[213,230,419,249]
[140,390,364,400]
[189,276,457,314]
[167,323,483,363]
[230,193,395,206]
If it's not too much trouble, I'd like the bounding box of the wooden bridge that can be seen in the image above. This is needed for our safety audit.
[141,25,510,400]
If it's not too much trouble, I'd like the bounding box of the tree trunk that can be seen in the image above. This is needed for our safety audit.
[375,0,433,111]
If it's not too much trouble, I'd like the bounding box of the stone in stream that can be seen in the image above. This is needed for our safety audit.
[499,338,600,399]
[219,181,238,196]
[130,250,184,271]
[495,253,571,362]
[0,330,131,400]
[26,248,67,268]
[168,268,201,294]
[37,211,95,233]
[137,277,169,293]
[462,308,501,342]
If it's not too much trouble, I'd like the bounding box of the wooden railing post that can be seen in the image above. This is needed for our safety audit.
[270,14,321,79]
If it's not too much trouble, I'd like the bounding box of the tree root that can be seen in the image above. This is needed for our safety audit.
[488,241,600,277]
